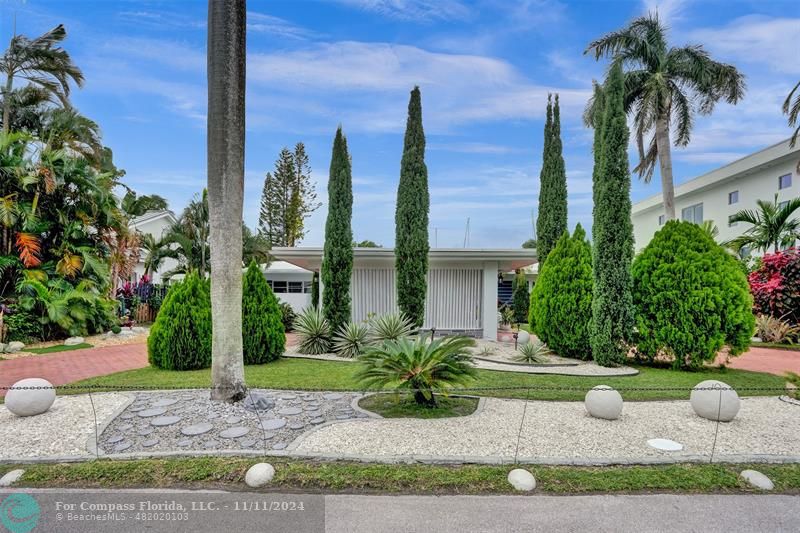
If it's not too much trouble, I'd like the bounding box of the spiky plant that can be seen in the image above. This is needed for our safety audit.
[294,306,331,355]
[476,344,495,357]
[356,335,477,407]
[333,321,370,358]
[368,312,414,344]
[513,340,550,364]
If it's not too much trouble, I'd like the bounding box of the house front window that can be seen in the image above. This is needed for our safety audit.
[728,190,738,204]
[728,215,737,227]
[779,200,789,210]
[272,281,288,293]
[658,214,665,226]
[681,203,703,224]
[779,174,792,190]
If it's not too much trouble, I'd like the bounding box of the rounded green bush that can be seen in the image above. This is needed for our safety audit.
[242,261,285,364]
[529,224,593,359]
[147,273,212,370]
[631,220,754,370]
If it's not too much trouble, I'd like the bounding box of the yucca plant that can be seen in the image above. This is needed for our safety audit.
[755,314,799,344]
[294,306,332,355]
[513,340,550,364]
[333,321,370,358]
[356,335,477,407]
[368,312,414,344]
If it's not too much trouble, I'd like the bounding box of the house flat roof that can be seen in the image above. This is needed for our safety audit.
[631,137,799,215]
[272,247,538,272]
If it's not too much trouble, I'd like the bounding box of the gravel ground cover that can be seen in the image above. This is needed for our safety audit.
[0,393,129,459]
[96,389,368,455]
[294,396,800,463]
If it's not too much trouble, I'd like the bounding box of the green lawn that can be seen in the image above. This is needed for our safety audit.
[27,343,93,354]
[359,393,479,418]
[751,342,800,352]
[5,458,799,494]
[68,357,787,401]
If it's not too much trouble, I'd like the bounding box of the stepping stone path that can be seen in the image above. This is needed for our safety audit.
[100,389,367,455]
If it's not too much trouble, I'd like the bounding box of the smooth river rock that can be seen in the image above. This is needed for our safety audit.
[507,469,536,491]
[584,385,623,420]
[245,463,275,488]
[690,380,740,422]
[5,378,56,417]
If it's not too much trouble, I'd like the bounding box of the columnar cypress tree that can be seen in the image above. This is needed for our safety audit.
[242,260,285,364]
[395,86,429,327]
[511,270,530,324]
[591,62,635,367]
[311,271,319,309]
[321,127,353,334]
[536,94,568,263]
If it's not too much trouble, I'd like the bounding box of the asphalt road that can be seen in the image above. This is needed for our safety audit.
[2,489,798,532]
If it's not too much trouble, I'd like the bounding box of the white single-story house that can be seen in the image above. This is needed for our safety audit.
[128,209,179,284]
[272,247,538,340]
[260,261,314,312]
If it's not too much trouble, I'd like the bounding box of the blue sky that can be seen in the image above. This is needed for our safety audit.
[1,0,796,247]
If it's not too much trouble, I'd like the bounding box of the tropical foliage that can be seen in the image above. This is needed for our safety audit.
[368,312,414,344]
[294,306,332,355]
[631,221,754,370]
[513,339,550,364]
[356,335,477,407]
[332,321,370,358]
[725,195,800,254]
[754,314,798,344]
[585,13,745,221]
[785,80,800,147]
[536,94,568,262]
[242,261,284,364]
[748,248,800,326]
[529,225,593,360]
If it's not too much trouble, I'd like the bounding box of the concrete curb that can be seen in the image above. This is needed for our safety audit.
[85,392,135,457]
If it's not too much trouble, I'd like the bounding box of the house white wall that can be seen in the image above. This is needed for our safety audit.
[632,139,800,252]
[262,261,313,313]
[128,211,178,284]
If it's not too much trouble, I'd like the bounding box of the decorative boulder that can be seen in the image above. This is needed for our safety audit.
[5,378,56,417]
[64,337,85,346]
[740,469,774,490]
[245,463,275,488]
[584,385,623,420]
[517,330,530,345]
[690,380,740,422]
[507,468,536,491]
[7,341,25,353]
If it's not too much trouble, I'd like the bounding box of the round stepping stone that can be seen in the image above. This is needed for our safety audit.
[323,393,344,400]
[137,427,154,436]
[129,405,148,412]
[114,441,132,452]
[181,423,213,436]
[304,410,321,417]
[647,438,683,451]
[151,416,181,427]
[119,413,135,420]
[310,417,326,425]
[142,439,159,448]
[151,398,179,408]
[260,431,277,439]
[288,422,305,430]
[137,408,167,418]
[304,405,321,412]
[107,435,125,444]
[278,407,303,416]
[243,393,275,412]
[219,426,250,439]
[225,416,242,425]
[259,418,286,430]
[203,440,218,449]
[177,439,192,447]
[271,442,288,450]
[240,439,256,448]
[117,424,133,432]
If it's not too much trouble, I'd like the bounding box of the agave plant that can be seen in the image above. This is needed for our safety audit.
[333,321,370,358]
[356,335,477,407]
[294,307,331,355]
[368,312,414,344]
[755,314,799,344]
[513,340,550,364]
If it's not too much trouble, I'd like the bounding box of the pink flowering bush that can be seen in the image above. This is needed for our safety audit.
[748,248,800,325]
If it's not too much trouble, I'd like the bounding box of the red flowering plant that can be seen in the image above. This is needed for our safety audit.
[748,248,800,325]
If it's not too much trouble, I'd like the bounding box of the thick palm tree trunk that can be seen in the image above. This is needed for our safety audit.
[207,0,246,402]
[655,116,676,220]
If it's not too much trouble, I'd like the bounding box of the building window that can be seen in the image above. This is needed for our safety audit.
[728,190,738,204]
[728,215,737,227]
[272,281,287,293]
[681,203,703,224]
[779,174,792,190]
[779,200,789,211]
[658,214,665,226]
[288,281,303,293]
[303,281,313,293]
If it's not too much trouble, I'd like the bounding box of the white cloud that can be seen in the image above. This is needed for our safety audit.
[641,0,688,24]
[428,142,526,154]
[247,12,319,39]
[333,0,473,22]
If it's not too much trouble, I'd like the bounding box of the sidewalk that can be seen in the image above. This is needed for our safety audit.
[717,346,800,377]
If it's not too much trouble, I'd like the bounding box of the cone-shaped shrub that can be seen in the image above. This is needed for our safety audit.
[148,273,211,370]
[511,270,530,324]
[529,225,593,359]
[632,221,754,370]
[242,261,285,364]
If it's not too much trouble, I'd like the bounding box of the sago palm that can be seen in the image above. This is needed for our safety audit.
[0,24,84,133]
[585,13,745,220]
[356,335,477,407]
[724,195,800,253]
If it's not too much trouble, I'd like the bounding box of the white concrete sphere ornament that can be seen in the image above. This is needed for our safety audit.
[584,385,623,420]
[5,378,56,417]
[690,380,740,422]
[517,330,530,345]
[245,463,275,488]
[507,468,536,491]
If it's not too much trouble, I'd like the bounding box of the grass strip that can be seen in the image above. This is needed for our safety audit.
[4,458,799,494]
[27,343,93,354]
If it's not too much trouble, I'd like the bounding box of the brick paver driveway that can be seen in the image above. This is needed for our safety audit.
[716,346,800,377]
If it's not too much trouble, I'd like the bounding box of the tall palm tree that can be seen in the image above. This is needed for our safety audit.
[784,81,800,148]
[585,13,745,220]
[38,107,102,163]
[207,0,247,402]
[0,24,84,133]
[120,190,169,218]
[724,195,800,253]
